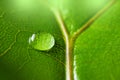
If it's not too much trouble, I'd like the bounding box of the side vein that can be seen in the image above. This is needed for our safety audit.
[0,30,20,57]
[72,0,116,42]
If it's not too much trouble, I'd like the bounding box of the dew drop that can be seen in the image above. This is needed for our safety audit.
[29,32,55,51]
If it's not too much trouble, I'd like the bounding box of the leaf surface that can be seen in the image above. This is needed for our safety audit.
[0,0,120,80]
[74,1,120,80]
[0,1,65,80]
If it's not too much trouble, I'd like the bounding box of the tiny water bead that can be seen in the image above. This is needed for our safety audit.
[29,32,55,51]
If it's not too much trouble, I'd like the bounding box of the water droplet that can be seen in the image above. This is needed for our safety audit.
[29,32,55,51]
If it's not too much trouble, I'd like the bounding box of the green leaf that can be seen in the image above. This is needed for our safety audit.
[0,0,120,80]
[58,0,110,34]
[0,1,65,80]
[74,1,120,80]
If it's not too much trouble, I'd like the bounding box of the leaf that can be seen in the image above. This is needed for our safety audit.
[74,1,120,80]
[0,0,120,80]
[57,0,110,34]
[0,1,65,80]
